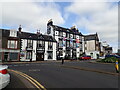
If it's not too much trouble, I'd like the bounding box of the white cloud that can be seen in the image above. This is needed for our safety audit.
[1,2,65,33]
[65,2,118,52]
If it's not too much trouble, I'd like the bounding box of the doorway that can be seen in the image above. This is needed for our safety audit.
[4,52,9,61]
[36,53,44,61]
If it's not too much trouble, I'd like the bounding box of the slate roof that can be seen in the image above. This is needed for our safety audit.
[52,25,83,36]
[0,29,57,42]
[0,29,10,37]
[84,33,99,41]
[105,47,112,50]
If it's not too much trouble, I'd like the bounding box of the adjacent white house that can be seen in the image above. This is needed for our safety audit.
[18,26,57,62]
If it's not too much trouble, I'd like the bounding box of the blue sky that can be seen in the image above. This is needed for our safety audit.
[0,1,118,52]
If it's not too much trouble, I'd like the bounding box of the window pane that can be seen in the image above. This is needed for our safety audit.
[9,53,18,60]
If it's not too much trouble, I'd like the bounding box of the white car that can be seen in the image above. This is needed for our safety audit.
[99,56,105,59]
[0,65,10,89]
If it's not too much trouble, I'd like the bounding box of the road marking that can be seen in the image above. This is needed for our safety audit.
[12,70,40,88]
[8,69,46,90]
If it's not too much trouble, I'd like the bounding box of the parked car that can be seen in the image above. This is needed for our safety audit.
[99,56,105,59]
[0,65,10,89]
[105,55,120,59]
[80,56,91,60]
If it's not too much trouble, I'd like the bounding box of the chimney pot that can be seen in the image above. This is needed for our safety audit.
[18,25,22,32]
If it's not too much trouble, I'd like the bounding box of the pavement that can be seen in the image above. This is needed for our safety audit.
[5,60,119,88]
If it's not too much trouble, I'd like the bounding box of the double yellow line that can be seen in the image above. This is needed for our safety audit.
[8,69,46,90]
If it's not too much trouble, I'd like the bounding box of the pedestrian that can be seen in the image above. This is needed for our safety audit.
[62,57,64,64]
[30,58,32,62]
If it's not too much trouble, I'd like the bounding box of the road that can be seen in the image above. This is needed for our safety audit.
[4,70,36,89]
[5,61,119,88]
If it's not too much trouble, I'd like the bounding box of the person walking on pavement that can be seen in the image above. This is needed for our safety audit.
[62,55,65,64]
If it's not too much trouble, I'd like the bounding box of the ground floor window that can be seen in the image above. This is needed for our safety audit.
[47,51,53,59]
[9,53,18,61]
[72,51,76,59]
[4,52,18,61]
[66,50,71,59]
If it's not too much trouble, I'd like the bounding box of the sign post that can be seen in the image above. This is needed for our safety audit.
[115,60,119,73]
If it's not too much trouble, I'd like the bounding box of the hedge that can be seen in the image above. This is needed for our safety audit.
[100,57,119,63]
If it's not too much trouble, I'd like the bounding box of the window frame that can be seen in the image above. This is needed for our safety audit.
[27,39,33,48]
[48,41,53,50]
[7,40,17,49]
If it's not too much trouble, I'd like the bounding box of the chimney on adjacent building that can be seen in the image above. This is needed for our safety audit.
[18,25,22,32]
[37,29,40,35]
[47,19,53,26]
[71,26,76,31]
[76,28,79,32]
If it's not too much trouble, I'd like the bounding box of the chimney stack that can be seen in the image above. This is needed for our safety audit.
[18,25,22,32]
[47,19,53,26]
[71,26,76,30]
[37,29,40,35]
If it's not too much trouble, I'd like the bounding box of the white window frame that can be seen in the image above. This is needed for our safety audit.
[8,40,17,49]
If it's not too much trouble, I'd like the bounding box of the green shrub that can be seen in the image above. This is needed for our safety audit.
[100,57,119,63]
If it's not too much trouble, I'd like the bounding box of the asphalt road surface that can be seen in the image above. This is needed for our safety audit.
[3,70,36,89]
[4,72,27,89]
[6,61,119,89]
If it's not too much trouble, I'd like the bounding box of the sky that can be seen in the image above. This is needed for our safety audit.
[0,0,119,53]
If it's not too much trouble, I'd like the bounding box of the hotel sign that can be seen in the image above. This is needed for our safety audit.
[37,50,44,53]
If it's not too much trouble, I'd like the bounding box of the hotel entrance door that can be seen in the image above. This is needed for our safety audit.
[36,53,44,61]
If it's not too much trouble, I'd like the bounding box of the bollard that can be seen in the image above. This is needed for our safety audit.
[115,60,119,73]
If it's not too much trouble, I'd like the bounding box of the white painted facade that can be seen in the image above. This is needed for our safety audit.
[48,24,83,59]
[53,42,56,60]
[82,37,85,53]
[76,35,80,58]
[20,39,37,61]
[32,40,37,61]
[44,41,48,61]
[20,39,56,61]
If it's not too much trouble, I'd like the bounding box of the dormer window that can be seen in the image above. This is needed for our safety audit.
[10,30,17,37]
[59,31,63,37]
[37,40,44,49]
[38,35,44,39]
